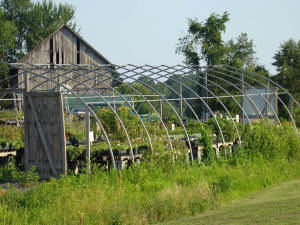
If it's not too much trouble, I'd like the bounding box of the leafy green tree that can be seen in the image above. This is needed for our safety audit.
[0,8,16,91]
[272,39,300,125]
[0,0,77,61]
[224,33,256,69]
[0,8,15,62]
[175,12,264,119]
[176,12,257,69]
[272,39,300,101]
[176,12,229,66]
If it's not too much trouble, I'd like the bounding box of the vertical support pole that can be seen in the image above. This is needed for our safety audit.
[24,72,29,171]
[201,70,208,121]
[160,99,163,119]
[113,91,116,110]
[274,88,278,116]
[204,70,208,121]
[265,81,269,119]
[289,97,293,120]
[85,110,91,171]
[180,75,183,119]
[240,71,245,124]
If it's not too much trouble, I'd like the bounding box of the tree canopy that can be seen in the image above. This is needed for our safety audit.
[272,39,300,124]
[0,0,77,62]
[0,8,15,62]
[176,12,256,70]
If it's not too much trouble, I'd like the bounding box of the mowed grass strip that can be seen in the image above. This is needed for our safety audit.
[164,178,300,225]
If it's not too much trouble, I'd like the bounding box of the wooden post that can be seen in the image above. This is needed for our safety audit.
[85,110,91,171]
[58,94,67,175]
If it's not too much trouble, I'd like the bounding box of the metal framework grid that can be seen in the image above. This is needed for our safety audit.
[0,62,299,169]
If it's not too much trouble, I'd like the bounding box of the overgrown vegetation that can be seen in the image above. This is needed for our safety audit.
[0,122,299,225]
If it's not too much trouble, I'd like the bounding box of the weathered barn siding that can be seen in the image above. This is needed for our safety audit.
[18,25,112,94]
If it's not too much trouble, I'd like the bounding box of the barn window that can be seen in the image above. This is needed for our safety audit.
[61,52,64,64]
[76,38,80,64]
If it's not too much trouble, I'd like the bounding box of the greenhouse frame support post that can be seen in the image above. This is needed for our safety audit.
[85,110,91,171]
[24,72,29,171]
[160,99,163,119]
[289,97,293,120]
[180,75,183,119]
[240,71,245,124]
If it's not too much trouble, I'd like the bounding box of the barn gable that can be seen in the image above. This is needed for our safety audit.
[17,25,113,94]
[18,25,111,65]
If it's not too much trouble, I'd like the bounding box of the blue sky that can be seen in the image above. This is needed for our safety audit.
[50,0,299,74]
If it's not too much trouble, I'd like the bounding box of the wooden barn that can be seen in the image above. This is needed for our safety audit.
[17,24,113,94]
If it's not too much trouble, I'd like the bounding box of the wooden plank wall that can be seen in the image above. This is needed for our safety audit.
[18,27,112,94]
[24,92,66,179]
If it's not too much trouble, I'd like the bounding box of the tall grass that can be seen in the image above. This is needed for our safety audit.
[0,122,299,225]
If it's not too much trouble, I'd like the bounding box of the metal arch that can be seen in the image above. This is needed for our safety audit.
[223,65,300,109]
[208,66,281,125]
[136,64,227,145]
[44,64,154,153]
[205,67,271,122]
[27,63,174,152]
[0,62,298,165]
[192,68,264,124]
[187,68,253,127]
[114,64,194,161]
[22,63,135,161]
[48,63,174,152]
[154,64,244,143]
[155,65,242,144]
[0,62,117,169]
[217,65,298,133]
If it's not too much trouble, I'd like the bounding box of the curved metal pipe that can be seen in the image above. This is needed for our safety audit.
[216,65,298,133]
[1,62,117,169]
[209,66,280,124]
[137,64,227,145]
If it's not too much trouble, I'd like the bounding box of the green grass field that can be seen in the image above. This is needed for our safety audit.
[165,178,300,225]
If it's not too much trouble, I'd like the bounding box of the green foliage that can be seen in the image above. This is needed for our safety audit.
[0,125,24,149]
[0,110,23,120]
[241,122,300,161]
[176,12,230,65]
[206,116,238,142]
[0,147,299,224]
[0,0,77,61]
[65,119,85,142]
[272,39,300,125]
[224,33,256,69]
[176,12,260,118]
[0,164,38,186]
[0,7,15,61]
